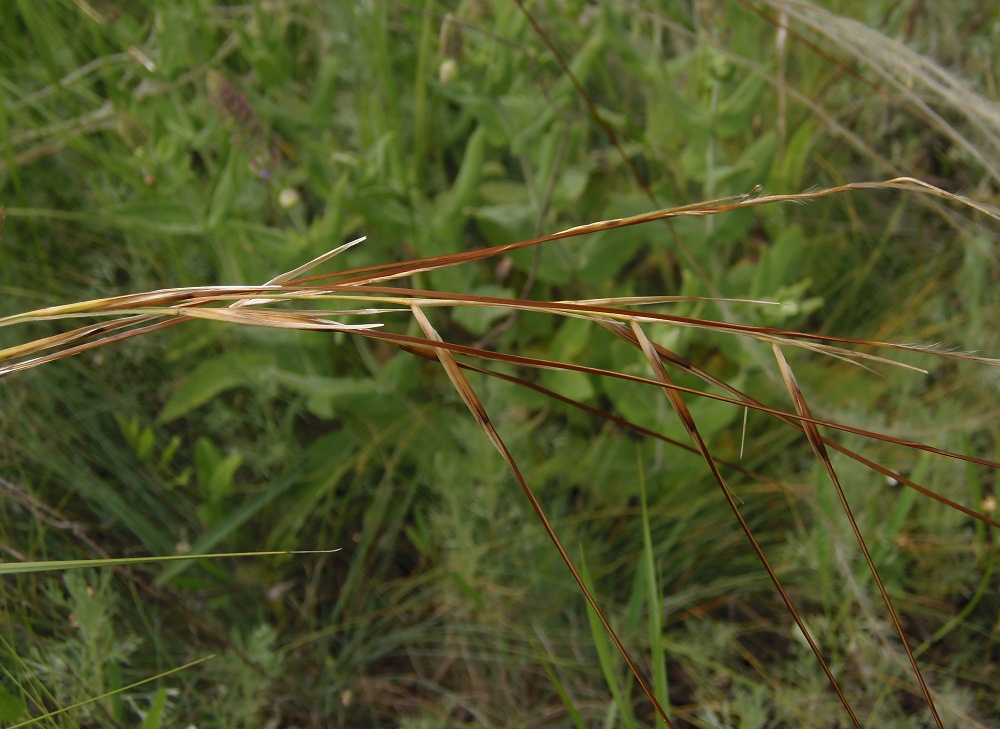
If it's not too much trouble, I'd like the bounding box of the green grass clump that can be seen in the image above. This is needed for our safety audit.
[2,2,999,727]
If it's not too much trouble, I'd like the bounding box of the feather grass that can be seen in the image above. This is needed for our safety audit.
[3,178,997,726]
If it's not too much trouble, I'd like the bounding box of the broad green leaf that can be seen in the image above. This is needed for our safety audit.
[752,224,805,295]
[109,201,203,234]
[0,686,25,723]
[540,368,595,403]
[770,119,819,192]
[377,352,419,394]
[308,56,340,127]
[604,371,739,444]
[472,202,536,246]
[553,165,590,206]
[158,351,275,424]
[717,74,767,137]
[229,221,301,253]
[207,149,241,229]
[432,126,485,241]
[269,370,381,400]
[550,315,592,362]
[428,126,486,291]
[522,240,577,286]
[195,437,242,504]
[352,187,413,239]
[452,284,513,335]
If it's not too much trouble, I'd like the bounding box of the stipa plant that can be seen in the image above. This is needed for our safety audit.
[3,177,998,727]
[3,1,1000,727]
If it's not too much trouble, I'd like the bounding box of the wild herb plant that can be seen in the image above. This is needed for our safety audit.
[1,2,998,727]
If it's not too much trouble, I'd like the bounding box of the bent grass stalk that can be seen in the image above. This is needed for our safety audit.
[2,180,998,725]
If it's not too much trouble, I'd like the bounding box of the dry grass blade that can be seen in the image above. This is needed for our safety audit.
[770,343,944,729]
[409,304,677,728]
[4,173,997,724]
[630,320,864,728]
[178,306,380,331]
[231,234,368,307]
[0,317,179,378]
[430,353,777,487]
[283,178,1000,294]
[5,276,996,529]
[594,319,1000,526]
[751,1,1000,185]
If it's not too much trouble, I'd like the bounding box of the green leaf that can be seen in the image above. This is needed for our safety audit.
[352,187,413,239]
[377,352,419,394]
[605,371,738,443]
[158,350,275,424]
[136,426,155,461]
[109,201,203,234]
[0,686,25,723]
[457,94,509,146]
[230,221,302,253]
[193,437,242,504]
[452,284,513,335]
[752,224,805,295]
[139,687,169,729]
[195,437,224,499]
[472,202,536,246]
[207,454,242,504]
[716,74,767,137]
[432,126,485,241]
[543,664,588,729]
[308,56,340,127]
[428,126,486,290]
[770,120,819,192]
[550,315,592,362]
[540,369,595,403]
[207,149,241,229]
[578,195,656,284]
[268,369,382,419]
[156,472,303,585]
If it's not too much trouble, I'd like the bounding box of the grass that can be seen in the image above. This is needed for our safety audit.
[2,1,999,727]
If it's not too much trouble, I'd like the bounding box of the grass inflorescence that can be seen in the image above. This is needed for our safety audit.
[2,2,999,727]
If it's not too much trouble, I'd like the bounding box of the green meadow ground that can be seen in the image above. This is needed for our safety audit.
[1,1,999,727]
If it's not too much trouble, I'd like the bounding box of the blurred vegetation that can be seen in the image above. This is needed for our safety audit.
[1,1,999,727]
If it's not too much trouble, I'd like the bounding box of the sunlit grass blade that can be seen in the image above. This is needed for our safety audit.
[0,549,338,575]
[8,655,214,729]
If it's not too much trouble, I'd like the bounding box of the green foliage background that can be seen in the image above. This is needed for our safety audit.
[1,1,998,727]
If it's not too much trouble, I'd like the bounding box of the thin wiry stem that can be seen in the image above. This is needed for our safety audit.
[772,343,944,728]
[410,305,677,727]
[631,321,863,728]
